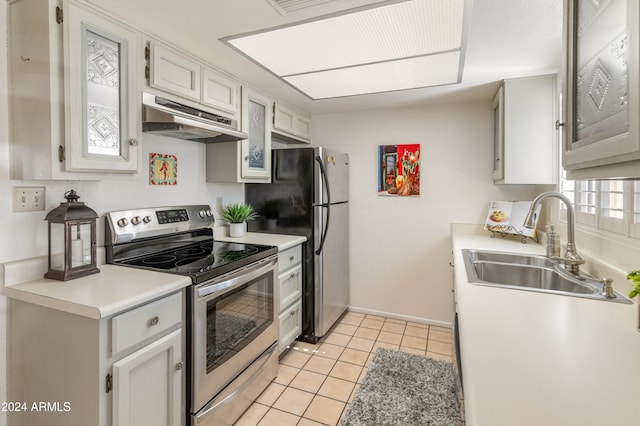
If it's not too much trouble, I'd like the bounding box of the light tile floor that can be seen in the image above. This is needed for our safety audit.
[235,311,453,426]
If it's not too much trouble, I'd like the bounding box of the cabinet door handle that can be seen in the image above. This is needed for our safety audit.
[289,310,296,317]
[289,273,296,279]
[175,362,183,371]
[289,255,294,261]
[149,316,159,326]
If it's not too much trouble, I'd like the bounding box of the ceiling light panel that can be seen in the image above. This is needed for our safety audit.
[223,0,469,99]
[284,51,461,99]
[268,0,340,14]
[227,0,465,76]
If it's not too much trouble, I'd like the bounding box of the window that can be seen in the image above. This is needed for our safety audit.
[632,182,640,239]
[599,180,626,234]
[561,173,639,239]
[560,171,596,227]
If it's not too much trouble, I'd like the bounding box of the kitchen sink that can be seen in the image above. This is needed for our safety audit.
[461,249,631,303]
[464,250,556,268]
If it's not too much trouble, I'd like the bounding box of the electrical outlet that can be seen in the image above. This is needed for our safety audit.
[13,186,46,212]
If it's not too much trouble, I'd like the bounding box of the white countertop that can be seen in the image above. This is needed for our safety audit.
[1,255,190,319]
[452,224,640,426]
[1,232,306,320]
[214,229,306,251]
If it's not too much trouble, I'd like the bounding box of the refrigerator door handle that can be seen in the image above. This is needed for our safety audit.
[316,204,330,255]
[315,155,331,255]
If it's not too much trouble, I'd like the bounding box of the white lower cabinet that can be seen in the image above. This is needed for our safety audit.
[7,291,184,426]
[277,244,302,352]
[279,300,302,352]
[279,264,302,311]
[112,329,182,426]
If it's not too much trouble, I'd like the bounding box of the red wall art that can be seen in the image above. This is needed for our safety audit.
[378,144,420,196]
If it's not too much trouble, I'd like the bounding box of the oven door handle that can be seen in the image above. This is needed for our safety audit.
[197,256,277,299]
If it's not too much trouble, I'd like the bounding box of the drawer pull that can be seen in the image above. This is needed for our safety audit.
[149,316,160,326]
[176,362,183,371]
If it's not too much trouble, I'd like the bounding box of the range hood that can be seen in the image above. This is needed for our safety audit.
[142,92,248,143]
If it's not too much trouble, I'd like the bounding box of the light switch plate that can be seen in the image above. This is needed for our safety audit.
[13,186,46,212]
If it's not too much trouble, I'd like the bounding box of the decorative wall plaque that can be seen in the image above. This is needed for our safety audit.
[150,153,177,185]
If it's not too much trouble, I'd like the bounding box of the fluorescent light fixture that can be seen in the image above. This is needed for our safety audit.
[267,0,339,14]
[224,0,470,99]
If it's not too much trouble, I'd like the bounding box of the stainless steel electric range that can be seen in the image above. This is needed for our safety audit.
[105,205,279,426]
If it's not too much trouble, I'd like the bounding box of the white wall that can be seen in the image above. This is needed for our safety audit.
[312,104,537,325]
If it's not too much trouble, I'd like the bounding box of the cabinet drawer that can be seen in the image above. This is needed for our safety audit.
[112,292,182,355]
[278,300,302,352]
[279,264,302,312]
[278,245,301,272]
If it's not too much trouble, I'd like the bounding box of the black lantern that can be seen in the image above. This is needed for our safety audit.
[45,190,100,281]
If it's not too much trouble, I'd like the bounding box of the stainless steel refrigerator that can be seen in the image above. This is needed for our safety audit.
[245,147,349,343]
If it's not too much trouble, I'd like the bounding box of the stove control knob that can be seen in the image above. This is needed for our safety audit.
[199,210,207,218]
[143,215,152,224]
[131,216,141,225]
[206,209,213,217]
[117,218,129,227]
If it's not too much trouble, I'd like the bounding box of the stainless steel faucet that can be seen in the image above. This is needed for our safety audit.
[523,191,585,274]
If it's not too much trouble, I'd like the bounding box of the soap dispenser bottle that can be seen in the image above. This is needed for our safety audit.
[546,224,560,258]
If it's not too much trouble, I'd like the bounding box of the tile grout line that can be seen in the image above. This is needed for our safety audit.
[242,313,453,425]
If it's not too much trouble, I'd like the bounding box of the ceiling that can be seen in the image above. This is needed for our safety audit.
[87,0,563,115]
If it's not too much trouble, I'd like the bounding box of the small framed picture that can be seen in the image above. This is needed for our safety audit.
[150,153,177,185]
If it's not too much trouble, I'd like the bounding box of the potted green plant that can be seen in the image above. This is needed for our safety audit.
[628,270,640,298]
[220,203,258,237]
[628,271,640,330]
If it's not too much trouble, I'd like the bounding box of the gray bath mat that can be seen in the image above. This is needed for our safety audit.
[341,348,462,426]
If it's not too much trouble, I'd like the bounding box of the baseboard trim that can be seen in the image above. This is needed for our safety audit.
[346,306,452,329]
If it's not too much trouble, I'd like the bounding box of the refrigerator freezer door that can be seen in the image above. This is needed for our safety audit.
[314,201,349,337]
[316,148,349,205]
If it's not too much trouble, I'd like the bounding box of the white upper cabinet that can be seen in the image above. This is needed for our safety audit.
[562,0,640,179]
[146,40,240,122]
[149,42,201,101]
[241,88,273,180]
[273,101,312,143]
[492,86,505,182]
[64,0,140,173]
[8,0,140,179]
[493,75,558,185]
[202,68,240,116]
[206,87,273,183]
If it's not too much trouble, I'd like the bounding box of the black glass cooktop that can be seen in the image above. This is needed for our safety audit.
[111,230,277,283]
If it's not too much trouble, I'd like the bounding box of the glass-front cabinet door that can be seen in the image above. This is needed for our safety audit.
[241,88,272,181]
[563,0,640,178]
[63,0,139,173]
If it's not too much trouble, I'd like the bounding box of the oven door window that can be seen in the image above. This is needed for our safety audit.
[206,273,274,373]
